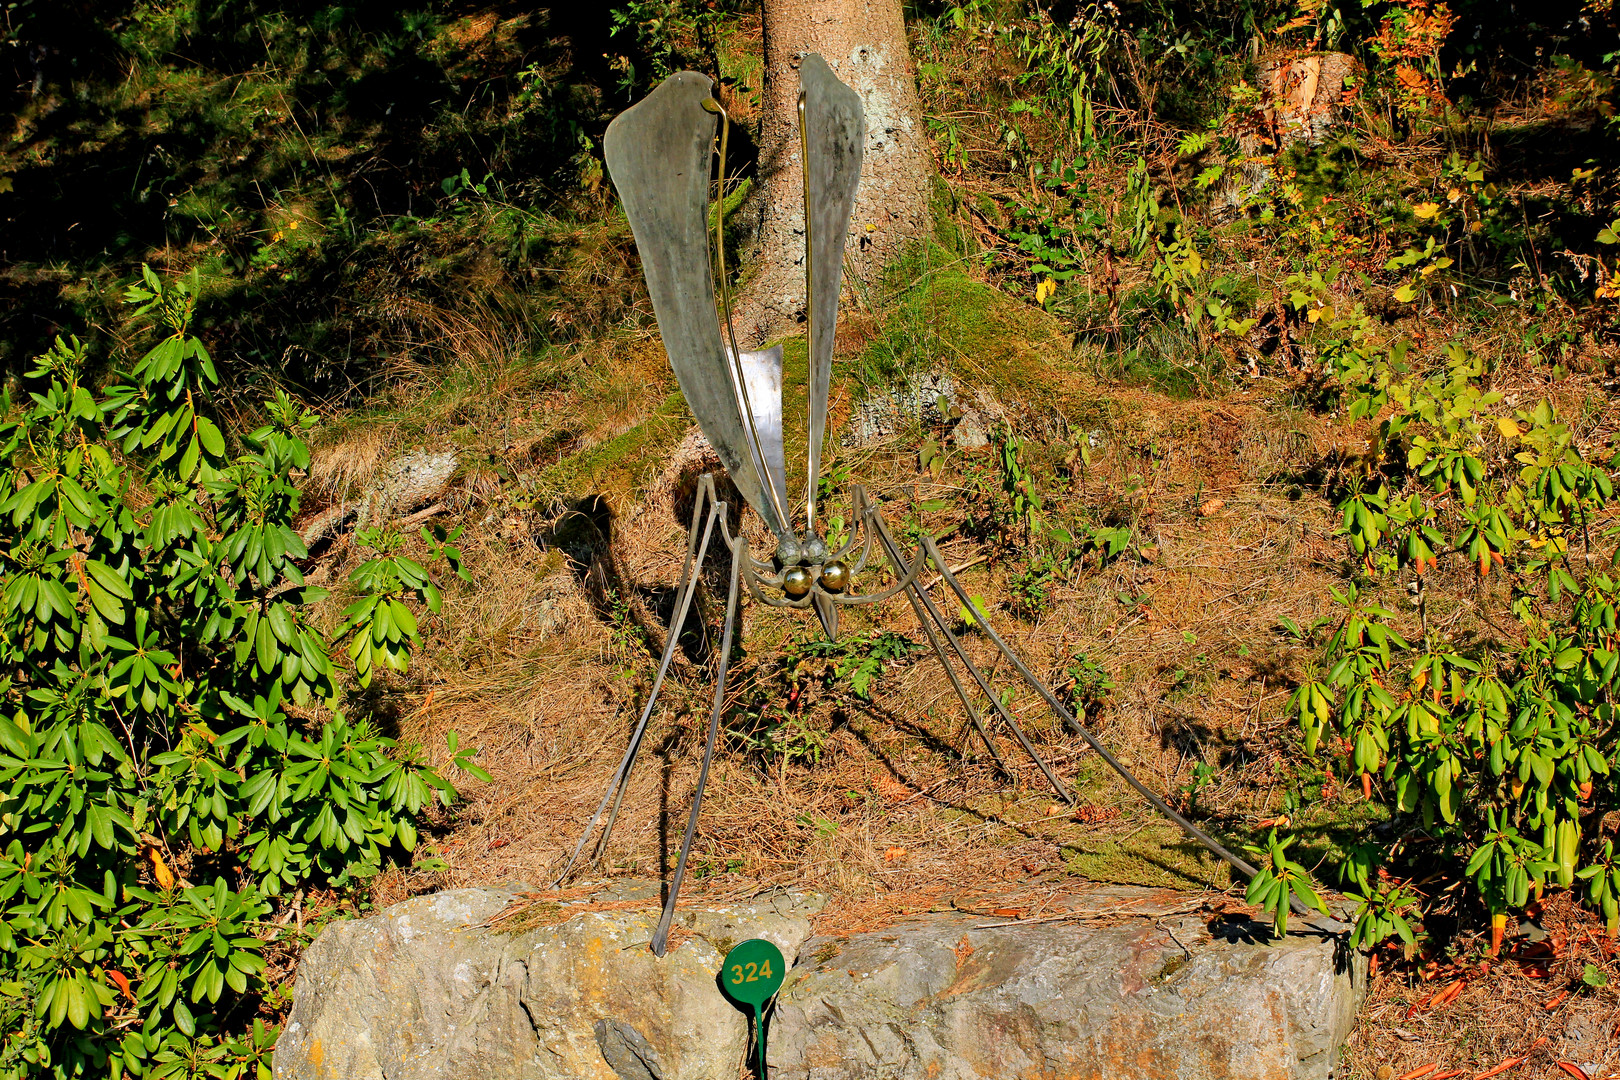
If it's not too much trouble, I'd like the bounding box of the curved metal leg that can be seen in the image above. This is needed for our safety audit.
[869,517,1013,779]
[869,512,1072,803]
[552,477,723,886]
[651,518,744,956]
[903,580,1015,779]
[910,534,1309,909]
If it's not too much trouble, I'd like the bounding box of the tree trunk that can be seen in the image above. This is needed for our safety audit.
[734,0,934,347]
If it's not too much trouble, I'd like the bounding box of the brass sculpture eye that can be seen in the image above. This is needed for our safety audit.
[782,566,813,597]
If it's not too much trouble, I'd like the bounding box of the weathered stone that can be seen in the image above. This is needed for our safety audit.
[593,1018,664,1080]
[299,448,460,546]
[841,372,1009,454]
[273,884,824,1080]
[842,372,958,446]
[772,891,1363,1080]
[274,883,1363,1080]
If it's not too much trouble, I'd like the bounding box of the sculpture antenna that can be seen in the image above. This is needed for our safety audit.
[706,96,791,526]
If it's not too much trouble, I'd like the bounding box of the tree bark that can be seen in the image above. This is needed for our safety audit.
[735,0,934,347]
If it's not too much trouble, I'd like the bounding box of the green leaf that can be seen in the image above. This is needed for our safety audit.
[195,415,225,457]
[256,618,279,674]
[84,559,133,599]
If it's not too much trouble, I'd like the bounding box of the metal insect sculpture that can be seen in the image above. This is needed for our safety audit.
[555,58,1293,956]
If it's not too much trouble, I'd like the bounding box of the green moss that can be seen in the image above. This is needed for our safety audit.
[532,390,690,506]
[930,177,971,255]
[1062,824,1237,891]
[847,243,1099,425]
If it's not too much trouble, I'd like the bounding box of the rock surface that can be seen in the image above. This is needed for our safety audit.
[273,883,1363,1080]
[299,448,460,547]
[841,372,1003,451]
[775,886,1362,1080]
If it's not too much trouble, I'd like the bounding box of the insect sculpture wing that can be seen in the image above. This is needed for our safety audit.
[799,54,865,527]
[604,71,791,539]
[737,345,787,510]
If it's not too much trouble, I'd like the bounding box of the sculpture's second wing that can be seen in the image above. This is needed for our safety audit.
[605,71,790,539]
[800,54,865,523]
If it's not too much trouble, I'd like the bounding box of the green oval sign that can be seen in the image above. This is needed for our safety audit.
[720,938,785,1006]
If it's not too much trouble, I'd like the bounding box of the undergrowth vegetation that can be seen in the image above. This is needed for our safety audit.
[0,271,483,1077]
[908,0,1620,963]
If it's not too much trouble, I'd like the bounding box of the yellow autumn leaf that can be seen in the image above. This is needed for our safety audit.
[1412,201,1441,220]
[1035,278,1056,305]
[1445,187,1462,203]
[1495,416,1521,438]
[146,846,175,890]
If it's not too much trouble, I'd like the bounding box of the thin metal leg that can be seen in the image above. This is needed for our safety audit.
[870,521,1012,777]
[651,523,744,956]
[552,481,723,886]
[913,535,1302,908]
[905,580,1015,779]
[870,512,1071,803]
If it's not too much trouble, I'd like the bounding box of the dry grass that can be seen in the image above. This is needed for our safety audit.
[1343,892,1620,1080]
[374,343,1357,904]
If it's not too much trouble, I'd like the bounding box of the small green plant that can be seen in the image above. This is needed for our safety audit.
[734,631,921,781]
[958,593,991,630]
[794,814,838,840]
[1179,761,1217,808]
[1338,844,1421,953]
[1061,651,1115,723]
[1576,839,1620,939]
[606,0,730,94]
[1008,561,1055,619]
[996,429,1045,543]
[1243,831,1329,939]
[801,631,922,701]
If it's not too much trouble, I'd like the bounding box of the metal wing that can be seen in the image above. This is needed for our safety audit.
[799,54,865,527]
[604,71,791,539]
[736,345,786,508]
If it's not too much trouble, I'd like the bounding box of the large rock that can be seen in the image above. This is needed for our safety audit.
[299,448,460,547]
[273,883,1363,1080]
[775,886,1363,1080]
